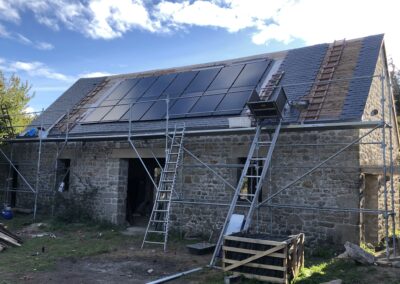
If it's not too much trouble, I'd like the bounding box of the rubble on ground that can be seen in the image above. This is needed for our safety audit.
[344,242,375,264]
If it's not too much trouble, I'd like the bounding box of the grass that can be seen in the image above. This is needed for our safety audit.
[294,258,362,284]
[360,242,376,255]
[0,215,134,273]
[2,215,400,283]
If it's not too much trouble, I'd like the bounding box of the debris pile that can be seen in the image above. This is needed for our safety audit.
[0,223,22,252]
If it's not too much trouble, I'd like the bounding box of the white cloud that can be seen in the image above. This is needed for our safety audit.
[0,0,20,23]
[155,0,285,33]
[86,0,160,39]
[0,0,160,40]
[2,59,73,81]
[80,71,113,78]
[16,33,32,45]
[0,0,399,64]
[0,23,10,38]
[155,0,400,64]
[35,41,54,50]
[23,106,35,115]
[0,24,55,50]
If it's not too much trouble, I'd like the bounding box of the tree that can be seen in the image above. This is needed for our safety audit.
[391,70,400,113]
[0,71,34,137]
[388,59,400,115]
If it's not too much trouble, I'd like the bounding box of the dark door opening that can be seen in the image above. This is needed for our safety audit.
[10,166,18,207]
[237,158,262,202]
[126,158,164,226]
[57,159,71,192]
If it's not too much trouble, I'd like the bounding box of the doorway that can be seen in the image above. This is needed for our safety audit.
[126,158,164,225]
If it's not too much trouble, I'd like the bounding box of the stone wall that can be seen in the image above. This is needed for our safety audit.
[8,128,365,247]
[359,48,400,244]
[169,129,362,246]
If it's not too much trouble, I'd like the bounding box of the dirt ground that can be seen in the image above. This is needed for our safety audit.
[2,250,210,284]
[1,226,214,284]
[2,218,400,284]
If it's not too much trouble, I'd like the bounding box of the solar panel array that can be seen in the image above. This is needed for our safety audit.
[83,59,271,123]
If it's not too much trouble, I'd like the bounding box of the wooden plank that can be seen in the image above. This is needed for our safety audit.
[0,224,23,243]
[223,258,285,271]
[224,235,285,246]
[283,246,288,284]
[232,272,285,284]
[222,240,226,270]
[0,232,21,247]
[224,244,286,271]
[222,246,285,258]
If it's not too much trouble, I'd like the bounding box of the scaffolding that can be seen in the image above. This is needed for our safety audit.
[0,70,398,261]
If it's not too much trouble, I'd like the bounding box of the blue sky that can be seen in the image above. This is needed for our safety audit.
[0,0,398,112]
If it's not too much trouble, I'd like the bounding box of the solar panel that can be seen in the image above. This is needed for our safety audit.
[141,100,167,121]
[189,94,225,116]
[215,90,252,115]
[121,102,153,121]
[102,104,130,121]
[81,58,272,124]
[164,71,197,98]
[142,74,176,98]
[99,100,116,107]
[184,68,220,95]
[207,65,244,91]
[232,60,270,88]
[106,79,139,101]
[121,76,158,103]
[84,106,113,122]
[169,97,199,118]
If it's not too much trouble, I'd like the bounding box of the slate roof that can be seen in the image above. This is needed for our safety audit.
[33,34,384,137]
[30,77,105,128]
[341,34,383,119]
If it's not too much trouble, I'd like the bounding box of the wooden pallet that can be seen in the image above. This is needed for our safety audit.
[222,233,304,283]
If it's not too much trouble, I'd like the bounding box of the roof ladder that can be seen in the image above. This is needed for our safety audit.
[141,124,186,251]
[210,120,282,266]
[301,39,346,121]
[55,78,109,132]
[260,71,285,100]
[0,105,15,139]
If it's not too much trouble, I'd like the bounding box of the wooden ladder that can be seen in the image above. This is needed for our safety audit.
[55,78,109,132]
[0,105,15,139]
[260,71,285,100]
[301,39,346,121]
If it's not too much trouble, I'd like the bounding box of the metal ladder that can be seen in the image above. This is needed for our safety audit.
[141,124,185,251]
[0,105,15,139]
[210,120,282,266]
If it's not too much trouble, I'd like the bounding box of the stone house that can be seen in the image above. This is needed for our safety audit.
[0,33,398,247]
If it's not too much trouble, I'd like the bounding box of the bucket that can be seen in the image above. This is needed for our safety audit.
[1,206,13,220]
